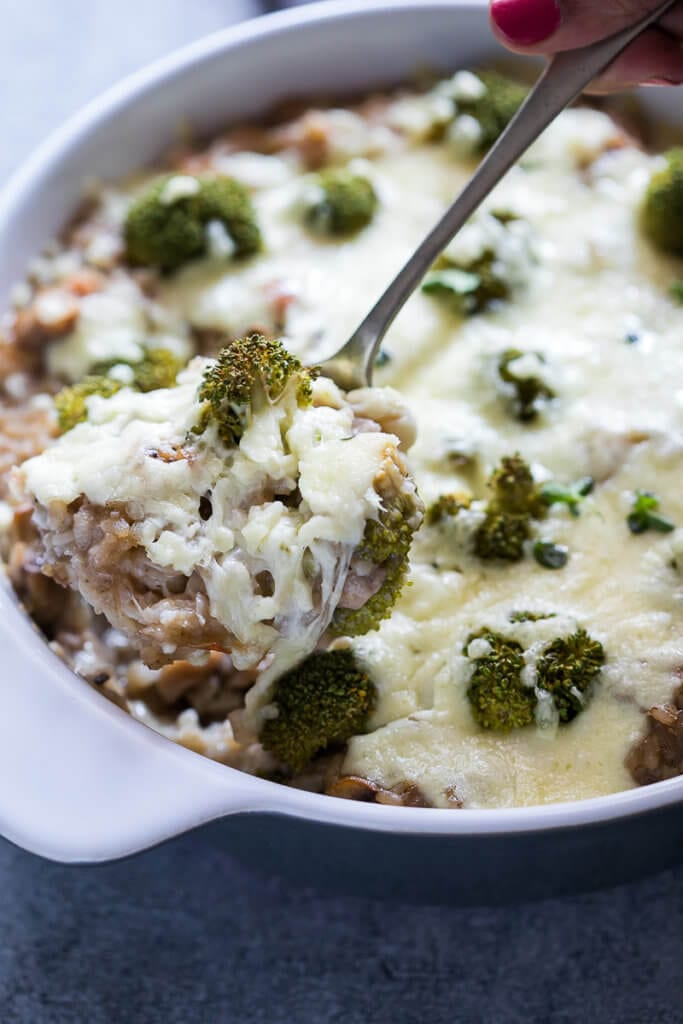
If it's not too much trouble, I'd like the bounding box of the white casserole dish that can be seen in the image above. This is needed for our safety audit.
[1,0,682,902]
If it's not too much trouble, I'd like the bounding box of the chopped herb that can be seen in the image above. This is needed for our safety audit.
[669,280,683,304]
[374,348,392,368]
[627,490,675,534]
[540,477,594,517]
[624,331,641,345]
[497,348,555,422]
[533,540,569,569]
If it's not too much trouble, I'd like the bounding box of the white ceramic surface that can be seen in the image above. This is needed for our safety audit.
[2,0,683,864]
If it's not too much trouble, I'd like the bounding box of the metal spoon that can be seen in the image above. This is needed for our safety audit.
[319,0,677,391]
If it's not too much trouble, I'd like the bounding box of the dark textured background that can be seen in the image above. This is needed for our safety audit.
[2,2,683,1020]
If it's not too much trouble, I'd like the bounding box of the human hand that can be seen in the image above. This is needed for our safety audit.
[489,0,683,91]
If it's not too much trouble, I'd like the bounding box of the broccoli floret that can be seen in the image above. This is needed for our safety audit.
[535,628,605,722]
[124,174,261,272]
[422,258,510,317]
[474,455,545,561]
[422,212,528,317]
[196,333,317,447]
[55,347,184,433]
[330,489,423,637]
[94,347,184,393]
[489,454,545,517]
[474,510,530,561]
[497,348,555,422]
[128,348,184,392]
[428,457,545,562]
[465,630,536,731]
[465,626,605,730]
[425,492,471,526]
[305,169,378,236]
[641,149,683,255]
[455,71,529,153]
[260,649,377,773]
[54,375,122,433]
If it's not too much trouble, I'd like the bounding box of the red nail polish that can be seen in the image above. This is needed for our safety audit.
[490,0,562,46]
[642,77,683,87]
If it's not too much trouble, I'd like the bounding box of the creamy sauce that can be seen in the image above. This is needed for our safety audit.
[11,87,683,807]
[167,103,683,808]
[337,114,683,807]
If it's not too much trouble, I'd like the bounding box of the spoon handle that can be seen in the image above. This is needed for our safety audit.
[328,0,677,390]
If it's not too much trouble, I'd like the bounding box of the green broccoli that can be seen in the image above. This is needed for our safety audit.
[508,610,557,623]
[54,375,122,433]
[465,630,536,731]
[54,347,184,433]
[641,149,683,255]
[422,257,510,317]
[260,649,377,773]
[426,456,546,562]
[425,492,471,526]
[473,454,546,561]
[464,625,605,731]
[497,348,555,422]
[422,211,528,317]
[535,628,605,722]
[124,174,261,272]
[196,333,317,448]
[330,488,424,637]
[128,348,184,392]
[94,347,184,393]
[474,509,531,561]
[305,168,378,236]
[454,71,529,153]
[487,453,545,518]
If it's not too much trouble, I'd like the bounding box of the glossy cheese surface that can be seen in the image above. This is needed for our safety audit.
[13,89,683,806]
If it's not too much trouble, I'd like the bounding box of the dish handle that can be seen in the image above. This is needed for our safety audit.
[0,592,272,863]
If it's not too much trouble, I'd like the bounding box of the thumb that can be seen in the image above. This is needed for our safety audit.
[489,0,671,51]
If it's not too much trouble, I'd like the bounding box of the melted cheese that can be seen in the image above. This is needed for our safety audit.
[21,363,404,682]
[158,102,683,807]
[47,274,193,382]
[20,90,683,807]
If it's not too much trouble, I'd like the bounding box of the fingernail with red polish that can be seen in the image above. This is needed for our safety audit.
[490,0,562,46]
[642,77,683,87]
